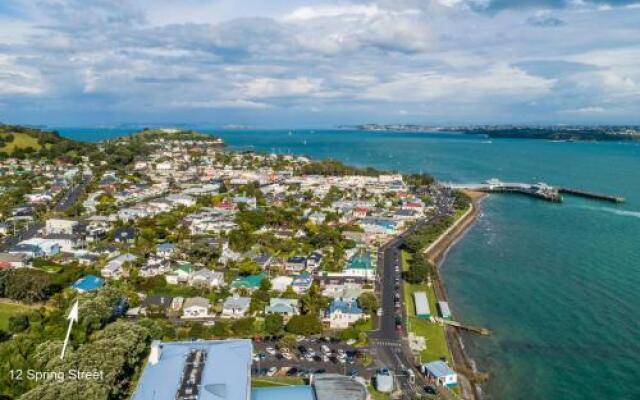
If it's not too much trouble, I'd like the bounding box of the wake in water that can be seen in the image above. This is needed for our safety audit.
[577,205,640,219]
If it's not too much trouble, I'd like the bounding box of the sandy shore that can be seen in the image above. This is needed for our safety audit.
[424,190,487,400]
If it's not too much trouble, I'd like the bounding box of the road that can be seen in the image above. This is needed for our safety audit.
[0,174,91,251]
[369,216,440,399]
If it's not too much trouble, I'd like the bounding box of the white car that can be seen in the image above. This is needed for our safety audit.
[377,307,383,316]
[282,352,293,360]
[265,347,277,355]
[267,367,278,376]
[321,345,330,354]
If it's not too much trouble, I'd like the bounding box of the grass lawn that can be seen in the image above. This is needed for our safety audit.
[367,384,391,400]
[402,251,453,365]
[0,302,34,330]
[0,132,42,152]
[251,376,305,387]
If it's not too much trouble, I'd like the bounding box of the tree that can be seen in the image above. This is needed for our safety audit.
[357,292,379,314]
[405,255,431,284]
[285,314,322,336]
[264,314,284,336]
[231,318,255,336]
[8,314,29,334]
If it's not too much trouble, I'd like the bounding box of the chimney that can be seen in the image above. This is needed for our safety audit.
[149,340,162,365]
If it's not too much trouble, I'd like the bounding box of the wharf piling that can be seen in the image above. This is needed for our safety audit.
[559,188,625,203]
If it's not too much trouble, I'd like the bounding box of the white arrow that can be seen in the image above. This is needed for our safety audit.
[60,300,79,360]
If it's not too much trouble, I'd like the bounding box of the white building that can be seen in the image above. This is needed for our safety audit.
[182,297,210,318]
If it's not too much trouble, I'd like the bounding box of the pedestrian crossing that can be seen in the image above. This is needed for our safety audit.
[371,339,402,348]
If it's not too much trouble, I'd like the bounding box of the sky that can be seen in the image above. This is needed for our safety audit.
[0,0,639,127]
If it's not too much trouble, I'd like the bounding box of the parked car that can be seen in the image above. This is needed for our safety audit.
[266,347,277,355]
[267,367,278,377]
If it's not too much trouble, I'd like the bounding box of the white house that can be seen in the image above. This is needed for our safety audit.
[222,295,251,318]
[189,268,224,288]
[45,218,78,235]
[182,297,210,318]
[422,361,458,388]
[271,276,293,292]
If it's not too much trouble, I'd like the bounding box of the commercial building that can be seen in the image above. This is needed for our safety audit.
[133,340,252,400]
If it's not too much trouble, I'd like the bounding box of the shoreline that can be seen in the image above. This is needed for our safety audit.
[424,190,487,400]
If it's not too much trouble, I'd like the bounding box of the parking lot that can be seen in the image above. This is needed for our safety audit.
[251,338,376,379]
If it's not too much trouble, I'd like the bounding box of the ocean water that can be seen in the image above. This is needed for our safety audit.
[59,128,640,400]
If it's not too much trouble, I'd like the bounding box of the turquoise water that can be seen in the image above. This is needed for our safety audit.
[59,128,640,400]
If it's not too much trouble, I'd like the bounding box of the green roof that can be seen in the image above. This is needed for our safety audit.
[232,273,265,288]
[347,252,374,270]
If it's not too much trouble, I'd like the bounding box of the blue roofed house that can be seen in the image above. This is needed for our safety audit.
[422,360,458,388]
[156,242,176,258]
[231,273,265,292]
[133,339,252,400]
[291,272,313,294]
[323,297,365,329]
[72,274,104,293]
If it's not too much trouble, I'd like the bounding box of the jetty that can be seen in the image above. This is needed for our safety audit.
[559,187,625,203]
[445,179,624,204]
[434,317,492,336]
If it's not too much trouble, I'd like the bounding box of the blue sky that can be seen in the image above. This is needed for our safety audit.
[0,0,639,127]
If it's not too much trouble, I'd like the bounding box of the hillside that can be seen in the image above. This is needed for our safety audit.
[0,124,97,160]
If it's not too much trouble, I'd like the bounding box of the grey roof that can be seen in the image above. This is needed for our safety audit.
[313,374,368,400]
[184,297,210,309]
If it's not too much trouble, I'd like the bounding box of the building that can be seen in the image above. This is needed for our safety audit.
[375,368,394,393]
[285,256,307,273]
[414,292,430,319]
[156,242,176,258]
[438,301,452,320]
[190,268,224,288]
[422,361,458,388]
[264,298,299,318]
[45,218,78,235]
[270,275,293,292]
[323,297,364,329]
[71,274,104,293]
[133,339,252,400]
[231,273,265,292]
[342,252,376,280]
[182,297,211,318]
[222,295,251,318]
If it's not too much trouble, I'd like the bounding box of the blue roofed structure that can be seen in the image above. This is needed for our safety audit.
[71,274,105,293]
[133,339,253,400]
[251,386,315,400]
[422,360,458,388]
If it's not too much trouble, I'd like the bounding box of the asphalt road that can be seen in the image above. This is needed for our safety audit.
[369,215,446,399]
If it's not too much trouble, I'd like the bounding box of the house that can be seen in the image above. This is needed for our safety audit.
[190,268,224,288]
[182,297,210,318]
[414,292,431,319]
[222,295,251,318]
[8,243,44,258]
[165,262,195,284]
[43,233,83,253]
[141,294,177,316]
[291,272,313,294]
[71,274,105,293]
[422,361,458,388]
[102,253,137,280]
[231,273,265,292]
[167,193,196,207]
[285,256,307,273]
[113,227,137,244]
[251,254,272,269]
[232,196,257,210]
[156,242,176,258]
[264,298,299,318]
[308,211,326,224]
[306,252,323,271]
[323,297,364,329]
[270,275,293,292]
[343,251,376,280]
[45,218,78,235]
[0,252,28,268]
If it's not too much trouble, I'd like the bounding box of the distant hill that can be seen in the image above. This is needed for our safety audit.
[126,128,223,143]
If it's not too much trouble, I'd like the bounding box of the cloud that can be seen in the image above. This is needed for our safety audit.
[0,0,639,125]
[526,15,566,26]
